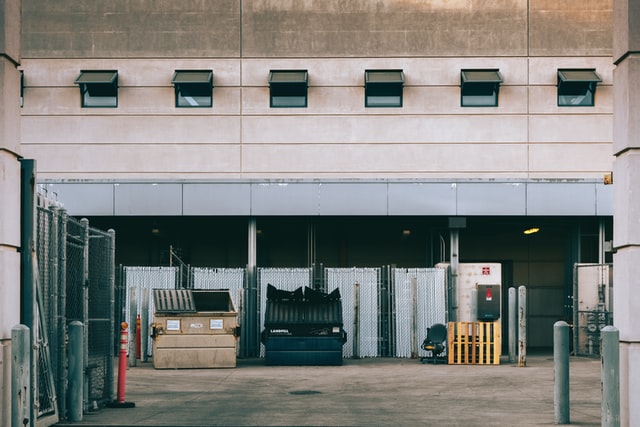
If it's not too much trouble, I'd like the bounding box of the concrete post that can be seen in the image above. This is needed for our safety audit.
[11,325,30,427]
[518,286,527,367]
[613,3,640,425]
[601,326,620,427]
[508,287,517,363]
[554,321,570,424]
[68,321,84,422]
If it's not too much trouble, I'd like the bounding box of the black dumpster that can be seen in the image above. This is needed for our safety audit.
[261,285,347,365]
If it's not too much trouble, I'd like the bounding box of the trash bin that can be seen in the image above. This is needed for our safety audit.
[261,285,347,366]
[151,289,238,369]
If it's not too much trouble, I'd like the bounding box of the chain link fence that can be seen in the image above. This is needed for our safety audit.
[573,263,613,357]
[36,204,115,422]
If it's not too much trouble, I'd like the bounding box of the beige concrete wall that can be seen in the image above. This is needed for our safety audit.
[20,55,613,180]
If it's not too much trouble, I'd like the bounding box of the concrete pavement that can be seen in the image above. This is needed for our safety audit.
[55,354,602,427]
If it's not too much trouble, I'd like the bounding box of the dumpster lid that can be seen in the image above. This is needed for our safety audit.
[153,289,196,313]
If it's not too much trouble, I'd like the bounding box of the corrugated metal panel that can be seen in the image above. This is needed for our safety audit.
[153,289,196,313]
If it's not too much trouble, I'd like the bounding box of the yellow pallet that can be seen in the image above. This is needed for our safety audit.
[447,321,501,365]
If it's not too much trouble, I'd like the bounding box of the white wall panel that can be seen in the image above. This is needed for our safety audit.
[529,115,612,143]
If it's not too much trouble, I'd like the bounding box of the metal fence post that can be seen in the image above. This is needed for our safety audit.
[80,218,90,413]
[353,282,360,359]
[58,208,68,417]
[554,320,570,424]
[601,326,620,427]
[68,321,83,422]
[410,277,418,358]
[518,285,527,367]
[11,325,30,427]
[508,287,517,363]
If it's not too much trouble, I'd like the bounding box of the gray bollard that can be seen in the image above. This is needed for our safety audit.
[508,287,517,363]
[601,326,620,427]
[518,286,527,367]
[11,325,30,427]
[68,321,84,422]
[554,320,570,424]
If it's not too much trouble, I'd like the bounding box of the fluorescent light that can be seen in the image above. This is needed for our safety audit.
[523,227,540,235]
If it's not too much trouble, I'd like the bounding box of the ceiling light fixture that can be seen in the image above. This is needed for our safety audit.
[523,227,540,235]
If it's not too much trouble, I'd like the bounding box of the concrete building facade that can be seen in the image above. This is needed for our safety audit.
[19,0,614,354]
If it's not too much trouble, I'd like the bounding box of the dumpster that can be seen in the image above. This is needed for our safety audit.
[151,289,238,369]
[261,285,347,366]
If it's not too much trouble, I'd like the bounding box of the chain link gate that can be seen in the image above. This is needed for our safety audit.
[573,263,613,357]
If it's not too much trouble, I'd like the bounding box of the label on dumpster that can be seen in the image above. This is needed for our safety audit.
[191,323,203,329]
[210,319,223,329]
[166,319,180,331]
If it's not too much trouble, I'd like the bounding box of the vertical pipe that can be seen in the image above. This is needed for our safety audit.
[11,325,30,427]
[554,320,570,424]
[128,289,137,367]
[68,321,83,422]
[107,229,116,401]
[508,287,517,363]
[19,159,36,426]
[518,285,527,367]
[140,288,149,362]
[353,282,360,359]
[410,277,418,358]
[246,218,257,357]
[601,326,620,427]
[80,218,90,413]
[450,229,459,321]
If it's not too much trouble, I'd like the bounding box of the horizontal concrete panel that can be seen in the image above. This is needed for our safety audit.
[251,182,320,215]
[242,116,528,144]
[318,183,387,215]
[528,86,613,115]
[241,57,529,87]
[527,182,596,215]
[21,58,242,87]
[241,144,529,174]
[21,116,241,143]
[0,154,21,246]
[115,183,182,215]
[528,57,614,85]
[457,182,526,215]
[528,143,613,173]
[23,87,241,115]
[387,182,456,215]
[0,250,21,338]
[43,183,114,215]
[22,0,241,58]
[183,183,251,216]
[529,115,612,143]
[20,144,241,174]
[529,2,612,57]
[242,0,527,57]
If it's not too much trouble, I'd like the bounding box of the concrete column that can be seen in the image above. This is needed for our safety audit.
[613,2,640,426]
[0,1,22,426]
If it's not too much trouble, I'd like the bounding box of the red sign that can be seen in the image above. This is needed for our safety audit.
[482,266,491,275]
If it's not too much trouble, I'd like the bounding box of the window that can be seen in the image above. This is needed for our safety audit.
[460,69,502,107]
[557,69,601,107]
[74,70,118,108]
[365,70,404,107]
[171,70,213,108]
[268,70,308,108]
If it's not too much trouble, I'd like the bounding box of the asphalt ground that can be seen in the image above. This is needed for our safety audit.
[55,354,602,427]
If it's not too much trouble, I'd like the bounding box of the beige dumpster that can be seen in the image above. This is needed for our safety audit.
[151,289,238,369]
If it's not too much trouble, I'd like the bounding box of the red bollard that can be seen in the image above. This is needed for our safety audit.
[107,322,135,408]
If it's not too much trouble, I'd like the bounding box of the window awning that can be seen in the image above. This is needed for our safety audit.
[269,70,308,86]
[171,70,213,86]
[461,69,503,87]
[365,70,404,85]
[74,70,118,85]
[557,69,601,84]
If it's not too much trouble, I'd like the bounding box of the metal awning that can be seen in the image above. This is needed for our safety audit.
[365,70,404,85]
[74,70,118,85]
[171,70,213,86]
[557,69,601,84]
[269,70,308,85]
[461,69,503,86]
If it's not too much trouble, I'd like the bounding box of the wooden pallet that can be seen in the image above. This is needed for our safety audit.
[447,321,501,365]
